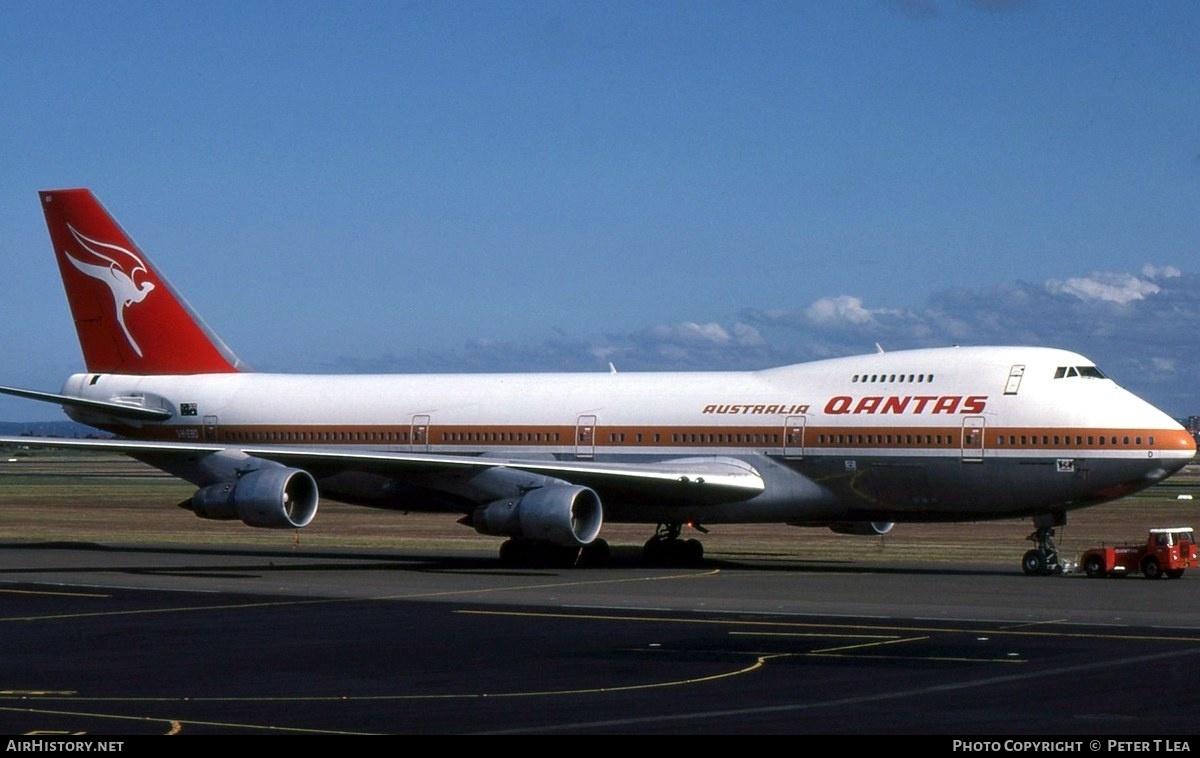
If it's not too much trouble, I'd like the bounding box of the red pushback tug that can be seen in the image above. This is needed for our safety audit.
[1079,527,1198,579]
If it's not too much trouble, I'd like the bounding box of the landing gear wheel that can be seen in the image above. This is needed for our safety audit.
[1023,521,1065,576]
[643,536,693,567]
[642,524,705,567]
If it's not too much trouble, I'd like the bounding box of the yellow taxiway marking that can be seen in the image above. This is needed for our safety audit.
[0,588,109,599]
[0,705,371,735]
[728,631,1026,663]
[459,608,1200,644]
[1,654,776,706]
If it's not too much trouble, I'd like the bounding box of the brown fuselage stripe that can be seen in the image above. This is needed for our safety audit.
[117,423,1195,454]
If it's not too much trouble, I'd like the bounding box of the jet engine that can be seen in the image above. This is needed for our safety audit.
[187,464,319,529]
[469,484,603,547]
[828,521,895,536]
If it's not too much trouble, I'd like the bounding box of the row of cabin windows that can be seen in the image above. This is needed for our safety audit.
[817,433,1157,447]
[996,434,1152,447]
[607,433,782,444]
[223,430,782,445]
[224,430,568,443]
[818,433,953,446]
[223,430,785,445]
[225,430,412,443]
[218,429,1154,449]
[223,431,787,445]
[669,433,779,444]
[227,430,780,445]
[441,431,563,442]
[851,373,933,383]
[223,430,581,444]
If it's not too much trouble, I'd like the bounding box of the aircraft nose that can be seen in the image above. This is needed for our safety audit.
[1158,428,1196,475]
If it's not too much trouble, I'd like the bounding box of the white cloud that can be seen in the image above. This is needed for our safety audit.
[1151,357,1176,373]
[640,321,764,348]
[1044,273,1160,304]
[731,323,765,347]
[646,322,733,346]
[1142,264,1182,280]
[805,295,876,325]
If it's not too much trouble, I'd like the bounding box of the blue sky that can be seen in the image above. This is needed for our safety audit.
[1,0,1198,421]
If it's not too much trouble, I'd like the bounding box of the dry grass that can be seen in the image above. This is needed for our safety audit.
[2,450,1197,566]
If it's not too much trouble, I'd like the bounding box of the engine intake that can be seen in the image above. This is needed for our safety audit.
[470,484,603,547]
[188,465,319,529]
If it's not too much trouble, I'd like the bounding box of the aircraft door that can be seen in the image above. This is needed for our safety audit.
[783,415,806,459]
[1004,365,1025,395]
[961,416,985,462]
[203,415,218,442]
[575,415,596,460]
[411,414,430,452]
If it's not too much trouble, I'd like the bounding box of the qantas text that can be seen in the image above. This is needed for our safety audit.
[824,395,988,415]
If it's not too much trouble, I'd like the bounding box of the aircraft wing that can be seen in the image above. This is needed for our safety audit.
[0,435,766,505]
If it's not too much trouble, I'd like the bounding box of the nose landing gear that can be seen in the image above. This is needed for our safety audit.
[1022,513,1073,576]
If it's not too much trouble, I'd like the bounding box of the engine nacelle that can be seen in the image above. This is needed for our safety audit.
[828,521,895,536]
[189,465,319,529]
[470,484,603,547]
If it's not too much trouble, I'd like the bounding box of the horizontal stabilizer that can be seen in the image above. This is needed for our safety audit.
[0,385,173,421]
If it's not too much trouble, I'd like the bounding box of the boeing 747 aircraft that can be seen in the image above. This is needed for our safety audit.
[2,189,1194,571]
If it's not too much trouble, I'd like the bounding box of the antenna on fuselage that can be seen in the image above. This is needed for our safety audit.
[875,343,885,354]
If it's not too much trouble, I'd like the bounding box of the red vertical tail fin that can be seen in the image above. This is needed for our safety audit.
[40,189,244,375]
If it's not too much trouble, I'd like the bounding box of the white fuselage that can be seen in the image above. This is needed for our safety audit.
[60,345,1195,525]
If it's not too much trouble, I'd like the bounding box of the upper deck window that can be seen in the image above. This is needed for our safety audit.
[851,373,932,383]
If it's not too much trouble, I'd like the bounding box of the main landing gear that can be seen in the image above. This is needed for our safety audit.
[642,522,706,567]
[1021,513,1068,576]
[494,522,709,569]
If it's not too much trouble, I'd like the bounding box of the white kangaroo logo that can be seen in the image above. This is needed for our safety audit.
[64,225,156,357]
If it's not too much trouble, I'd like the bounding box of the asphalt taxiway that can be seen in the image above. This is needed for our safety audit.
[2,541,1199,735]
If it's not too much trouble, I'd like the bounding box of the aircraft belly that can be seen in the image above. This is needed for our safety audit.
[784,454,1167,522]
[126,446,1179,529]
[305,454,1179,525]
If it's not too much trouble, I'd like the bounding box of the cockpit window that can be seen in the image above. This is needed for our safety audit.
[1054,366,1108,379]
